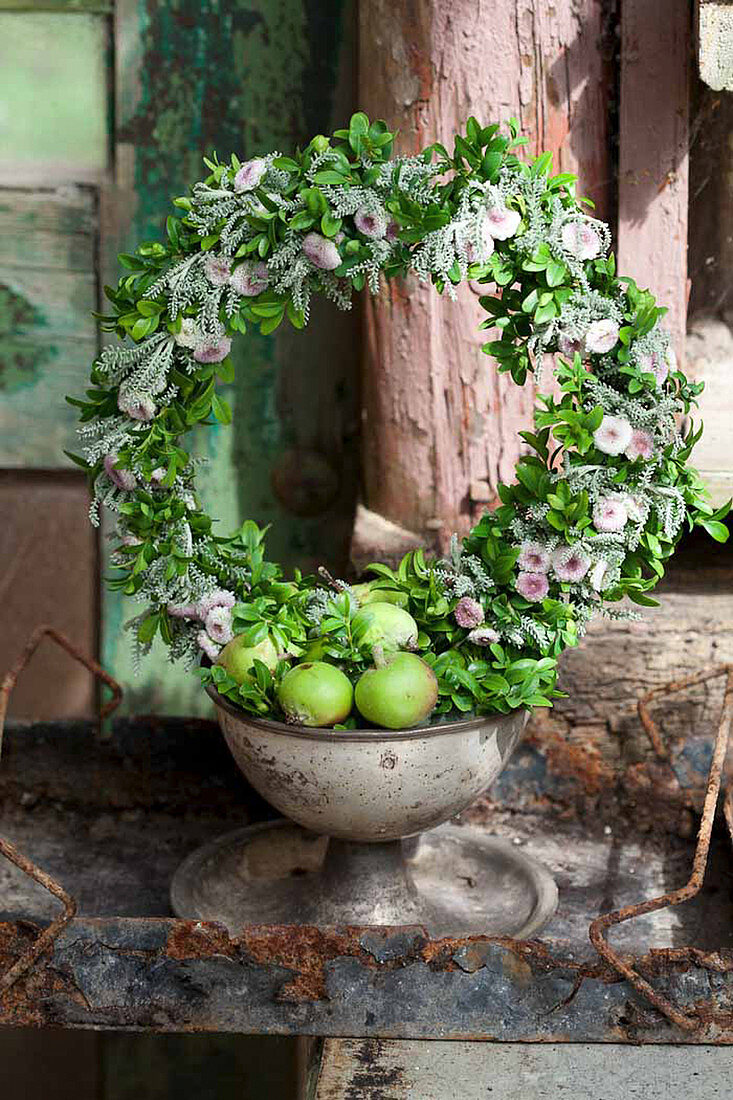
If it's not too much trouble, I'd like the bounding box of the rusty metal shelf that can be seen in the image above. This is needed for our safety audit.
[1,713,732,1042]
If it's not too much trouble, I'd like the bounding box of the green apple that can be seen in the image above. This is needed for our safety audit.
[351,582,408,609]
[352,602,418,654]
[217,634,279,684]
[354,652,438,730]
[277,661,354,727]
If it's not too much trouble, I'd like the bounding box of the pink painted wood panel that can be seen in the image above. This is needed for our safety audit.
[618,0,690,361]
[359,1,612,546]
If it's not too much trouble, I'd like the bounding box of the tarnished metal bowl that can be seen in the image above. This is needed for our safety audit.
[207,685,529,842]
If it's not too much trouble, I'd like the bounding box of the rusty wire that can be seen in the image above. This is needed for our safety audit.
[589,664,733,1033]
[0,625,122,996]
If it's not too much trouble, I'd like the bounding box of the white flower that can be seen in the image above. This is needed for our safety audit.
[593,497,628,532]
[625,429,654,461]
[585,319,620,354]
[484,205,521,241]
[233,158,267,192]
[197,630,221,662]
[561,220,602,260]
[467,626,501,646]
[517,541,551,573]
[354,206,387,239]
[205,606,234,645]
[593,415,633,456]
[204,255,232,286]
[590,560,610,592]
[174,317,200,349]
[230,260,269,297]
[150,467,167,485]
[302,232,341,271]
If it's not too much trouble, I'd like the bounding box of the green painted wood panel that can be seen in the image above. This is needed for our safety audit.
[103,0,358,714]
[0,187,98,464]
[0,12,109,184]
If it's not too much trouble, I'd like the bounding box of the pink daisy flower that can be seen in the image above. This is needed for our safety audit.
[230,260,269,297]
[118,390,156,422]
[174,317,200,349]
[560,220,602,260]
[518,541,551,573]
[104,453,136,492]
[593,497,628,532]
[302,232,341,271]
[593,415,633,456]
[233,158,267,192]
[194,336,232,364]
[205,606,234,645]
[454,597,485,629]
[551,546,591,583]
[585,319,620,355]
[197,630,221,662]
[558,333,584,359]
[204,255,232,286]
[625,429,654,461]
[484,205,521,241]
[354,206,387,239]
[515,571,550,602]
[120,533,142,548]
[197,589,237,616]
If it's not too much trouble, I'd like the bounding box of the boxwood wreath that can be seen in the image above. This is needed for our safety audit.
[69,113,730,728]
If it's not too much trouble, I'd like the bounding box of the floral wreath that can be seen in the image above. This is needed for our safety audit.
[69,114,729,723]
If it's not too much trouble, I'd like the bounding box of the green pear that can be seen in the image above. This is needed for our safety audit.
[355,652,438,730]
[352,602,418,654]
[217,634,279,684]
[277,661,353,727]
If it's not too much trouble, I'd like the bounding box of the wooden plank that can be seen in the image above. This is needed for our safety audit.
[0,188,98,466]
[0,472,97,719]
[0,1029,100,1100]
[686,315,733,507]
[102,1,357,714]
[617,0,690,362]
[698,0,733,91]
[0,12,109,186]
[313,1039,733,1099]
[359,1,612,546]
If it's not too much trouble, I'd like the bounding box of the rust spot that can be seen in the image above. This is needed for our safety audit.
[166,920,238,961]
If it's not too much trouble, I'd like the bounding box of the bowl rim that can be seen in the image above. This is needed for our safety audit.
[206,682,529,743]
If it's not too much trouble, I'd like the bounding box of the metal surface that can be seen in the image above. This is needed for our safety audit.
[0,625,121,996]
[590,664,733,1033]
[209,685,529,841]
[170,820,558,937]
[1,629,733,1039]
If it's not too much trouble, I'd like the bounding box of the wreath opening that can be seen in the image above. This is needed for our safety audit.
[68,113,730,729]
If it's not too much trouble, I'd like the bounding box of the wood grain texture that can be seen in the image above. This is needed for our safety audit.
[618,0,690,362]
[0,472,97,719]
[0,187,98,466]
[359,0,612,545]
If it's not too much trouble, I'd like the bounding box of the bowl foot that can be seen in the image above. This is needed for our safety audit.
[171,820,558,938]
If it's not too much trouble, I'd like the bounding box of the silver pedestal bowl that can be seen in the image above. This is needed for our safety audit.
[170,686,558,937]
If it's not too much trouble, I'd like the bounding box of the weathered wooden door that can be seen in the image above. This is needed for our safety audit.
[0,0,357,717]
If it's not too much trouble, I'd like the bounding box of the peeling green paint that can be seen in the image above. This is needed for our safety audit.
[104,0,356,713]
[0,282,55,391]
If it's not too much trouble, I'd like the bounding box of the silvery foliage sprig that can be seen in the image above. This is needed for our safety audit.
[67,112,727,690]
